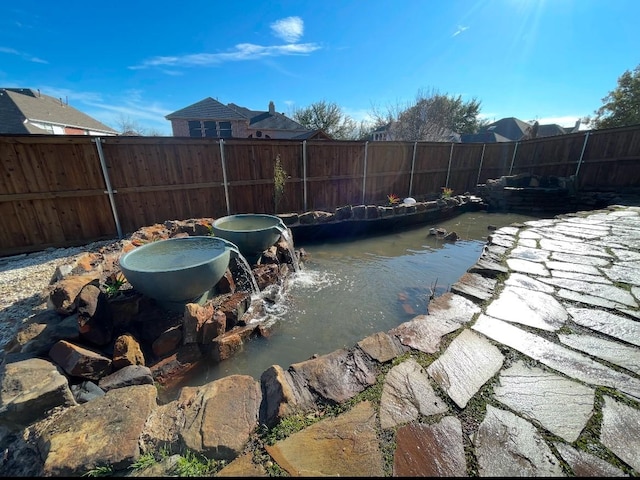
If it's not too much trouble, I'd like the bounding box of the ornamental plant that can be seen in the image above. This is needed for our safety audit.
[274,154,287,213]
[103,272,127,298]
[441,187,454,198]
[387,193,400,205]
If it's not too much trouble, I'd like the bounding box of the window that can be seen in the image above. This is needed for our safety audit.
[219,121,232,138]
[203,121,217,138]
[188,121,202,137]
[188,120,233,138]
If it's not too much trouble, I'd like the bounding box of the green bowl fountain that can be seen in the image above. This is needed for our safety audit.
[211,214,287,261]
[118,236,234,307]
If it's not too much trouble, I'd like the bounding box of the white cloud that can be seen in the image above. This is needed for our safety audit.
[452,25,469,37]
[271,16,304,43]
[130,42,320,70]
[0,46,48,64]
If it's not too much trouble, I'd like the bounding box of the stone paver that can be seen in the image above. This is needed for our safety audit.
[550,251,611,266]
[485,285,567,331]
[549,269,612,284]
[379,359,448,429]
[426,329,504,408]
[558,333,640,375]
[493,361,594,442]
[393,417,467,477]
[474,405,566,477]
[504,272,555,293]
[506,257,550,275]
[510,246,550,262]
[264,400,384,477]
[545,260,603,275]
[540,277,638,307]
[600,396,640,472]
[566,307,640,347]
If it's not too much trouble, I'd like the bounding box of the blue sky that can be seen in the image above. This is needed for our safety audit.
[2,0,638,135]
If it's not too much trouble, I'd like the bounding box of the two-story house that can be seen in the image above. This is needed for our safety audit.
[165,97,330,140]
[0,88,118,135]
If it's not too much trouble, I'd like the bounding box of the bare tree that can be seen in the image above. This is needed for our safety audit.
[368,88,487,142]
[115,114,164,136]
[292,100,360,139]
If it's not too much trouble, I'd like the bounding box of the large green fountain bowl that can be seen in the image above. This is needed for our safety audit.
[119,236,232,303]
[211,214,286,259]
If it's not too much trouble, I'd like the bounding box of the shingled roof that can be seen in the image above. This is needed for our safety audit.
[480,117,532,141]
[166,98,311,134]
[0,88,117,135]
[460,131,512,143]
[165,97,247,121]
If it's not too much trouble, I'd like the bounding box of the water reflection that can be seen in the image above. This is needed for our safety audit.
[186,211,551,386]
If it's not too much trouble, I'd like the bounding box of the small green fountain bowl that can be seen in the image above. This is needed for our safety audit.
[119,236,232,303]
[211,214,286,259]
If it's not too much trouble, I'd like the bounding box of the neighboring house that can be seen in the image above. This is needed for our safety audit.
[369,123,391,141]
[459,131,512,143]
[165,98,325,139]
[0,87,118,136]
[460,117,582,143]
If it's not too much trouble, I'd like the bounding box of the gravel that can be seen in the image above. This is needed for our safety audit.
[0,240,118,348]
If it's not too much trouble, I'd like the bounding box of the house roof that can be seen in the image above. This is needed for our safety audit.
[166,98,310,132]
[537,123,566,137]
[165,97,246,121]
[460,131,512,143]
[0,88,118,134]
[480,117,532,141]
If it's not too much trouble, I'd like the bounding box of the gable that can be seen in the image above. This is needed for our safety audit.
[166,98,247,120]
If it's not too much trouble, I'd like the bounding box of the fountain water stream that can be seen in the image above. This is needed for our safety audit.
[277,225,300,273]
[226,244,261,296]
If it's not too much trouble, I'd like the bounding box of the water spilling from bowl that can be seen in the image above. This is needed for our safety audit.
[119,236,234,308]
[211,214,300,271]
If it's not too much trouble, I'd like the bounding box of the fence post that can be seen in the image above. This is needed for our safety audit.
[445,142,454,188]
[362,141,368,204]
[575,131,590,178]
[476,144,486,187]
[303,140,308,212]
[409,141,417,197]
[93,137,123,238]
[508,142,519,175]
[219,139,231,216]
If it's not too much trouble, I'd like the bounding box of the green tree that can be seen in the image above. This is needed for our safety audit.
[292,100,359,139]
[591,64,640,129]
[369,88,487,141]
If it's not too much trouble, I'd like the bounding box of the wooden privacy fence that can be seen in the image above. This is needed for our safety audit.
[1,124,640,256]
